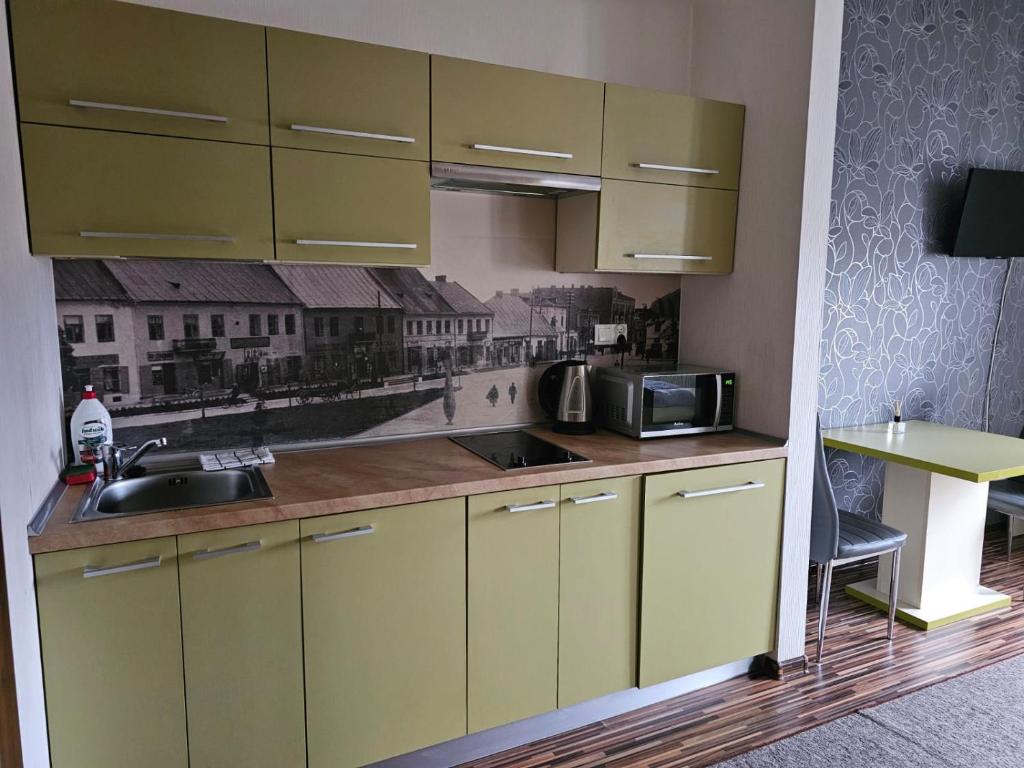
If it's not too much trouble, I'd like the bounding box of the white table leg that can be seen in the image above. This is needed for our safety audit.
[846,462,1010,629]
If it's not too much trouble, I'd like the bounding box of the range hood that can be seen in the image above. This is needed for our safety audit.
[430,162,600,198]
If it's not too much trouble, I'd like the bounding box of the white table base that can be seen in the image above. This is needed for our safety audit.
[845,462,1011,629]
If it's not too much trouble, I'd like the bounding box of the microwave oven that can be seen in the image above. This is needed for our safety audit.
[593,364,735,438]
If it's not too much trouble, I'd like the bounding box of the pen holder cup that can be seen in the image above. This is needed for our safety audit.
[888,421,906,434]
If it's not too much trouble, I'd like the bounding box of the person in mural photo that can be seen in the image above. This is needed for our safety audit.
[486,384,500,407]
[508,382,518,405]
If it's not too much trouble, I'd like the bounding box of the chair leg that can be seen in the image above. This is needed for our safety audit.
[1009,515,1014,562]
[815,562,823,605]
[887,548,901,640]
[815,561,834,664]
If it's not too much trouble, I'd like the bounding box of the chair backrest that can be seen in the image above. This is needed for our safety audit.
[810,414,840,564]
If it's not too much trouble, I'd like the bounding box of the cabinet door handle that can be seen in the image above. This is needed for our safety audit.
[677,481,765,499]
[294,239,417,249]
[634,162,719,175]
[311,525,375,543]
[83,555,161,579]
[69,99,229,124]
[505,500,556,513]
[470,143,573,160]
[569,491,619,505]
[628,253,713,261]
[289,124,415,144]
[192,540,262,561]
[80,231,235,243]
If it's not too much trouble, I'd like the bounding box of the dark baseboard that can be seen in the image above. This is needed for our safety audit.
[750,654,808,681]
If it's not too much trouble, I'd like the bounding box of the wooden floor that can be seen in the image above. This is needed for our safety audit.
[460,526,1024,768]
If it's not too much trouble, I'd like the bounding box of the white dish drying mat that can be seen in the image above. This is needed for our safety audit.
[200,447,275,471]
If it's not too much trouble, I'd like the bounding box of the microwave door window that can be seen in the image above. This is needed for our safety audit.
[643,379,697,426]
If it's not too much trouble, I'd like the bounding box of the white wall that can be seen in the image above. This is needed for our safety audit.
[127,0,694,93]
[683,0,843,663]
[0,3,67,764]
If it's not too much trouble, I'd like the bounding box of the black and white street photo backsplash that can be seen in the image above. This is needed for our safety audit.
[54,192,680,451]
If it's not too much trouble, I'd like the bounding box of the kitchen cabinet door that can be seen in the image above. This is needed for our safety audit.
[603,84,745,190]
[20,124,273,260]
[432,56,604,176]
[559,476,641,707]
[273,147,430,266]
[177,522,304,768]
[557,180,737,274]
[268,29,428,160]
[301,499,466,768]
[9,0,268,144]
[639,459,786,687]
[468,485,560,732]
[35,538,187,768]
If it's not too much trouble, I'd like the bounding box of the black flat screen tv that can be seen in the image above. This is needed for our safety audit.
[952,168,1024,259]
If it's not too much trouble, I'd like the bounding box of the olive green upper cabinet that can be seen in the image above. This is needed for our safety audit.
[21,124,273,260]
[432,56,604,175]
[9,0,268,144]
[267,29,429,160]
[603,84,745,190]
[273,147,430,265]
[35,538,187,768]
[178,522,305,768]
[639,460,786,688]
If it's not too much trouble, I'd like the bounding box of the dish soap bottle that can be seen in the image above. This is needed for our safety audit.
[70,385,113,466]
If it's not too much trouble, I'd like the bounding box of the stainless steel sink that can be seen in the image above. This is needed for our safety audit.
[72,463,273,522]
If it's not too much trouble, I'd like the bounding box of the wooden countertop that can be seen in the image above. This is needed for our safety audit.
[31,427,786,554]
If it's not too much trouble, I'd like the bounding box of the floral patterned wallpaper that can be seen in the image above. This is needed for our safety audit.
[818,0,1024,518]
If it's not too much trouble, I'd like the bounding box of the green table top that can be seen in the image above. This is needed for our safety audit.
[821,420,1024,483]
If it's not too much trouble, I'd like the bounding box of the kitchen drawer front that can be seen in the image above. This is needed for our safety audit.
[21,124,273,260]
[178,521,305,768]
[597,180,737,274]
[35,537,187,768]
[432,56,604,176]
[639,459,786,688]
[273,148,430,266]
[301,499,466,768]
[9,0,268,145]
[558,476,641,708]
[603,84,744,189]
[268,29,429,160]
[468,485,560,732]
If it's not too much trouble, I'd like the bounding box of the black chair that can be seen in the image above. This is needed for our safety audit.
[987,424,1024,560]
[811,417,908,663]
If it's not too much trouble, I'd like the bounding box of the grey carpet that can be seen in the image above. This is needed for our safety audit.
[716,654,1024,767]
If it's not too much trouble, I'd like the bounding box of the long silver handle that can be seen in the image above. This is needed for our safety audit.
[506,500,556,513]
[677,481,765,499]
[629,253,713,261]
[83,556,161,579]
[471,143,573,160]
[69,99,228,124]
[569,491,619,505]
[192,540,262,561]
[290,124,415,143]
[635,162,719,175]
[295,239,417,249]
[311,525,375,543]
[80,231,235,243]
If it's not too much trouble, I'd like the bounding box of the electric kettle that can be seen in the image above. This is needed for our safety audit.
[538,360,594,434]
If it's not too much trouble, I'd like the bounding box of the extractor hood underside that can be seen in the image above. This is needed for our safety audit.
[430,162,601,198]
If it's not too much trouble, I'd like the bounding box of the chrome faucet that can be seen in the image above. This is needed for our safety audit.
[102,437,168,481]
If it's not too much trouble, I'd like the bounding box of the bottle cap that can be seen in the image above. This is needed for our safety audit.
[82,385,97,400]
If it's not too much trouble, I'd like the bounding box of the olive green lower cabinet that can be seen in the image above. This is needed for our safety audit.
[35,538,187,768]
[301,499,467,768]
[558,476,641,708]
[639,459,786,687]
[468,486,560,732]
[177,521,304,768]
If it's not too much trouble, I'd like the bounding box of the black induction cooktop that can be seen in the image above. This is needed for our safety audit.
[450,430,590,471]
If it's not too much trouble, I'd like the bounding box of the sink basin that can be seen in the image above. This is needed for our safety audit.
[72,464,273,522]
